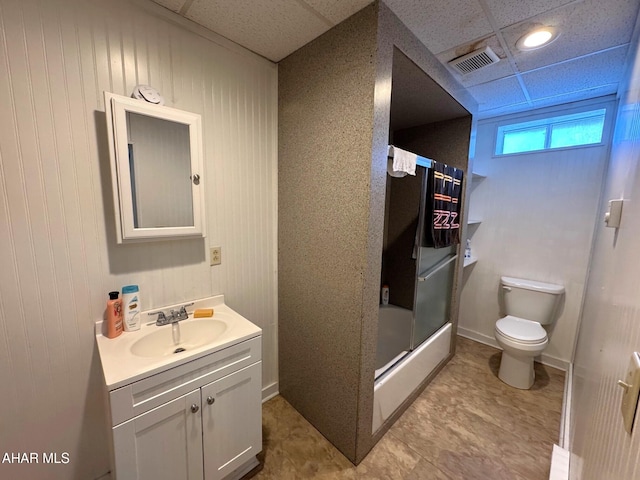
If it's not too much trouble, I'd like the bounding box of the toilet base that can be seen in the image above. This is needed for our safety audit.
[498,350,535,389]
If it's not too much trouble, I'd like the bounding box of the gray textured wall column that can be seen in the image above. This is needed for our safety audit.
[278,0,478,465]
[278,4,380,462]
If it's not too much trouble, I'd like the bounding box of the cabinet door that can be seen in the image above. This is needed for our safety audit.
[201,362,262,480]
[112,389,204,480]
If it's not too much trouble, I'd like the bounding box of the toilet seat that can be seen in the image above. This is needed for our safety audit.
[495,315,547,344]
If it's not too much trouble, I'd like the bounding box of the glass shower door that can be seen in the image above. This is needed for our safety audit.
[412,249,456,348]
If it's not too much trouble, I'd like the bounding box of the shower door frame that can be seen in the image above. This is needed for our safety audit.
[409,166,457,351]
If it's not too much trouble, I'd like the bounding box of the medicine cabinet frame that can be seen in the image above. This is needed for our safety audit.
[104,92,206,243]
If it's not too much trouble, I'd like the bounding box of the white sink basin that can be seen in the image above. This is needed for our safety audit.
[130,319,228,357]
[95,296,262,390]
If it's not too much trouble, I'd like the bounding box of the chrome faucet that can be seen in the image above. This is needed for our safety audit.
[147,303,194,346]
[148,302,194,326]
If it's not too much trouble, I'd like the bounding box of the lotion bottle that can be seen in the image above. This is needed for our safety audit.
[381,285,390,306]
[122,285,141,332]
[106,291,123,339]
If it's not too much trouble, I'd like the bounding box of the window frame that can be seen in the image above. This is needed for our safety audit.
[493,101,613,157]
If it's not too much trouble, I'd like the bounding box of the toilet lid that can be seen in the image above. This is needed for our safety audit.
[496,316,547,344]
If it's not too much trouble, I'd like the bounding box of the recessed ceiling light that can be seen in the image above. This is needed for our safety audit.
[516,27,559,51]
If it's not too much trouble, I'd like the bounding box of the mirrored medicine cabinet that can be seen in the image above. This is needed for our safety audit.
[104,92,206,243]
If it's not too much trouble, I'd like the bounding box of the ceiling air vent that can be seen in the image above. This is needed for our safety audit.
[447,46,500,75]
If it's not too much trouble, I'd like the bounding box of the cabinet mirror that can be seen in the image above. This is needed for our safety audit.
[105,92,205,243]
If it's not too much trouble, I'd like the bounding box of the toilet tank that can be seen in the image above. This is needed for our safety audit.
[501,276,565,325]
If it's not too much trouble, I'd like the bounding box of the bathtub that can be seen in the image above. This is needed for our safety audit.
[372,304,451,433]
[375,305,413,379]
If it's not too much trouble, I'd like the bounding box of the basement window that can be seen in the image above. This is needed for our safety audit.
[495,108,607,155]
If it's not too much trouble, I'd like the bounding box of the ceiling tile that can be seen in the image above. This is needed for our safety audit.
[436,34,516,87]
[302,0,373,24]
[484,0,575,28]
[151,0,187,13]
[529,85,618,110]
[384,0,493,54]
[476,101,532,118]
[150,0,638,119]
[466,76,527,110]
[502,0,639,72]
[522,45,629,100]
[184,0,331,61]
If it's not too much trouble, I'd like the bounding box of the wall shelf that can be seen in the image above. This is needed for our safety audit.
[464,172,484,271]
[463,256,478,268]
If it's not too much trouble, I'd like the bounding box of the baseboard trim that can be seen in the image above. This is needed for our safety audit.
[457,327,570,371]
[560,363,572,448]
[457,327,499,348]
[549,444,570,480]
[262,382,279,402]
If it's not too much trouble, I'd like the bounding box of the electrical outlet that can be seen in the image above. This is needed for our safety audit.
[210,246,221,266]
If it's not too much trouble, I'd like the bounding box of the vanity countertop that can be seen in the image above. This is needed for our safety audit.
[95,294,261,390]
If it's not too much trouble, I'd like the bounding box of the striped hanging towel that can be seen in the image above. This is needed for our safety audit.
[424,161,464,248]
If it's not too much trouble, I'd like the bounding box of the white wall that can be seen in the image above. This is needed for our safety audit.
[459,97,615,368]
[0,0,277,479]
[569,24,640,479]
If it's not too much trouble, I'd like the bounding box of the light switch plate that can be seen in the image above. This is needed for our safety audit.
[605,199,623,228]
[620,352,640,434]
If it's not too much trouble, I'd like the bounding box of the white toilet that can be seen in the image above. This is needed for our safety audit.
[494,276,564,389]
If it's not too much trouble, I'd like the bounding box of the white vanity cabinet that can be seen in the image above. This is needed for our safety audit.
[202,362,262,480]
[106,336,262,480]
[112,389,204,480]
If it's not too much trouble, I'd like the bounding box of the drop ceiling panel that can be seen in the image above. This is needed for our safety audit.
[383,0,494,54]
[476,101,533,118]
[303,0,373,23]
[152,0,185,12]
[466,76,528,109]
[184,0,333,61]
[529,85,618,111]
[503,0,639,72]
[522,45,628,99]
[147,0,640,118]
[484,0,576,28]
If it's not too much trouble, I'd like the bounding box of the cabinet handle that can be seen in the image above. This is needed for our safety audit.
[191,404,199,413]
[207,396,215,405]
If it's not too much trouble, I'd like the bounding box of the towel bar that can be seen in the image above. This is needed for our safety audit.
[388,145,433,169]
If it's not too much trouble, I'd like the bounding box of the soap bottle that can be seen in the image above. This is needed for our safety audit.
[106,291,123,339]
[122,285,141,332]
[381,285,389,306]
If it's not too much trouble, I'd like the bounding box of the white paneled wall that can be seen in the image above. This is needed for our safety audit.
[569,28,640,479]
[0,0,277,478]
[459,97,615,368]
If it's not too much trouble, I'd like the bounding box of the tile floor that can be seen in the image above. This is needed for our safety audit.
[253,336,565,479]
